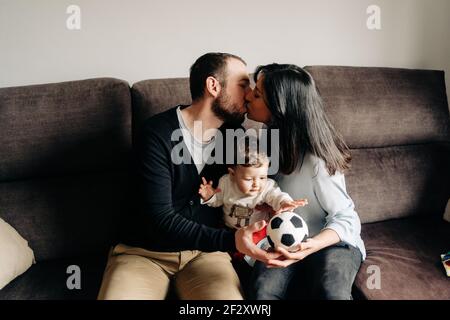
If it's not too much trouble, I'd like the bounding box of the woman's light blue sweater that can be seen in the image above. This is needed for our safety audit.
[275,151,366,260]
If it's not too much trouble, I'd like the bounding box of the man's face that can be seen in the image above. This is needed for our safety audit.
[212,58,250,125]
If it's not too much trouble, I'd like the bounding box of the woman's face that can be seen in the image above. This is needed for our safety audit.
[245,76,272,124]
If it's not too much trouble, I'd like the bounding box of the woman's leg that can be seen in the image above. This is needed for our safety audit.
[247,260,297,300]
[301,244,362,300]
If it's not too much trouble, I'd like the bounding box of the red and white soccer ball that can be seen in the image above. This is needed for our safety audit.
[267,211,309,252]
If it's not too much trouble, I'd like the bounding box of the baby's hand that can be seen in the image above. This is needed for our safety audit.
[277,198,308,213]
[198,177,221,201]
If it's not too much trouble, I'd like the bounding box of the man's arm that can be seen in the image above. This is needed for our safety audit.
[136,125,235,252]
[135,121,285,263]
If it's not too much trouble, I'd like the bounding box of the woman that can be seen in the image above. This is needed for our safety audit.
[244,63,366,300]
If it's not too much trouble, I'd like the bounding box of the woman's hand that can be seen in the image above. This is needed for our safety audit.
[266,238,320,268]
[235,220,283,264]
[198,177,221,201]
[278,199,308,213]
[266,228,341,268]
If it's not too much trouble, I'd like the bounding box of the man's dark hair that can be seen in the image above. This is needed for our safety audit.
[189,52,246,101]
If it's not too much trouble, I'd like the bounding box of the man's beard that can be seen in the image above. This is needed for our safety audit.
[212,90,245,126]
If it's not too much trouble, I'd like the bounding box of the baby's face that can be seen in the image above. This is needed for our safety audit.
[230,164,269,196]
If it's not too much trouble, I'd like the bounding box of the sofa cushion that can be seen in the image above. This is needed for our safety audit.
[354,216,450,299]
[305,66,450,149]
[0,172,130,262]
[0,217,35,289]
[0,254,107,300]
[444,199,450,222]
[0,78,133,262]
[0,78,131,182]
[346,143,450,223]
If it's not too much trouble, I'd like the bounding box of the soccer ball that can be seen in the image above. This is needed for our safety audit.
[267,211,309,252]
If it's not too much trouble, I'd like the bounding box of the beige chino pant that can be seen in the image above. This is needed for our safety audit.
[97,243,243,300]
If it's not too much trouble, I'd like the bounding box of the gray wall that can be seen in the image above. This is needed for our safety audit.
[1,0,449,101]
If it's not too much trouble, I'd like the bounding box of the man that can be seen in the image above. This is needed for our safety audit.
[97,53,279,300]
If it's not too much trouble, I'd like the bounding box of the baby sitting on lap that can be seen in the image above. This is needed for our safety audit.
[198,147,307,240]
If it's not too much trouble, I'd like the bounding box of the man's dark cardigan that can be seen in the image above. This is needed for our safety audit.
[121,106,237,252]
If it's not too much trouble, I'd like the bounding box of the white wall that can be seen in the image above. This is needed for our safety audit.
[1,0,449,100]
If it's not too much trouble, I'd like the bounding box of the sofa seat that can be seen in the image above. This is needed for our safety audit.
[354,216,450,299]
[0,254,108,300]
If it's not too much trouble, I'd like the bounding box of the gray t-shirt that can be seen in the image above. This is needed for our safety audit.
[176,106,216,174]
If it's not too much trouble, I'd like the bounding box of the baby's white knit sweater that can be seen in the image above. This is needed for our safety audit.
[202,174,293,229]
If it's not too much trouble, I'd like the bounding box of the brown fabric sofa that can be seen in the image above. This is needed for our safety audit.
[0,78,132,299]
[306,66,450,299]
[0,66,449,300]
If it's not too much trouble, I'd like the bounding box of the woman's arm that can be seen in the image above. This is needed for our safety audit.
[137,126,235,252]
[263,180,308,213]
[267,160,361,268]
[266,229,340,268]
[311,228,341,250]
[313,164,362,250]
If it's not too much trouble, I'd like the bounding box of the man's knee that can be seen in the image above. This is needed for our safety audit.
[97,254,170,300]
[176,276,243,300]
[175,252,243,300]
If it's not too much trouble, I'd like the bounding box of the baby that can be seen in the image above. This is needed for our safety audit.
[198,147,307,239]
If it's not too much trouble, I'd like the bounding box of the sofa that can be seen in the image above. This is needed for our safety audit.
[0,66,449,300]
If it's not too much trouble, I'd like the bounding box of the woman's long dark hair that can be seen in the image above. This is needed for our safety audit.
[254,63,351,176]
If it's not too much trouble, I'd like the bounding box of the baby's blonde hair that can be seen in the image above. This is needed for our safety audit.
[231,141,270,169]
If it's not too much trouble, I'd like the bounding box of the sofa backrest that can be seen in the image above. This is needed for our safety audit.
[131,78,191,138]
[305,66,450,223]
[0,78,132,261]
